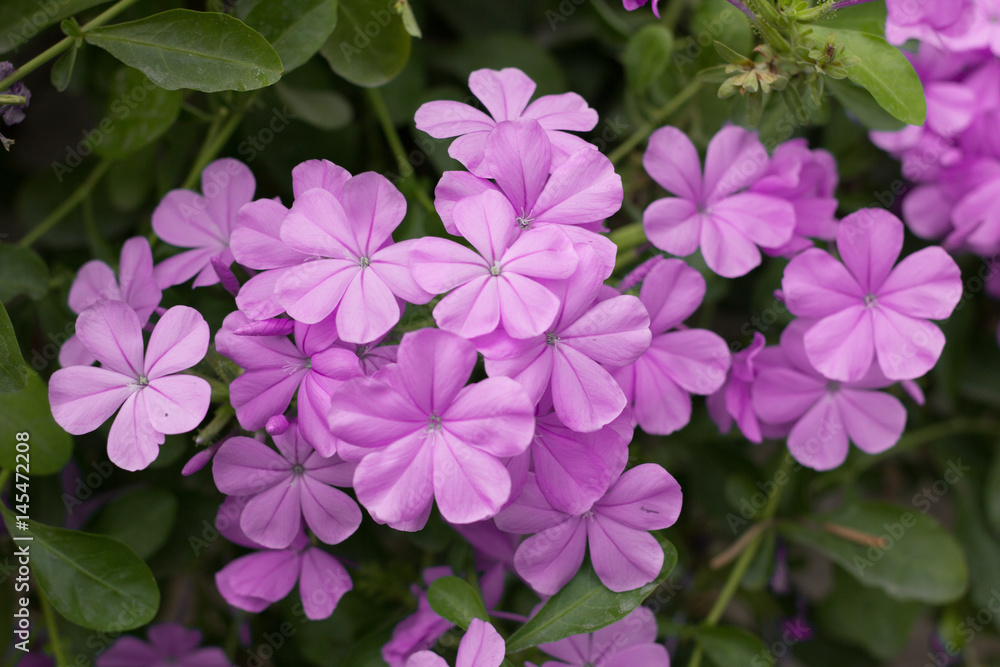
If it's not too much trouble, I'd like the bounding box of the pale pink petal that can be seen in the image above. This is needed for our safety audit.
[276,259,359,324]
[240,481,303,549]
[752,367,826,425]
[786,396,849,471]
[336,268,400,344]
[497,274,561,339]
[298,372,344,457]
[152,189,224,249]
[551,345,627,432]
[229,366,305,431]
[469,67,536,121]
[299,547,353,620]
[483,342,553,406]
[514,517,587,595]
[454,189,519,263]
[144,306,209,378]
[305,453,357,487]
[782,248,865,318]
[524,92,597,130]
[643,198,701,257]
[216,549,300,605]
[213,436,291,496]
[118,237,161,323]
[292,159,351,199]
[69,260,119,313]
[281,188,356,257]
[236,268,295,320]
[838,389,906,455]
[353,432,435,530]
[340,172,407,256]
[370,239,435,305]
[700,215,763,278]
[406,652,448,667]
[482,119,551,213]
[595,463,682,530]
[411,237,490,293]
[399,328,478,414]
[199,158,255,237]
[433,171,499,235]
[878,247,962,319]
[639,258,705,334]
[415,100,495,137]
[49,366,133,434]
[144,375,210,434]
[625,356,692,436]
[871,308,946,380]
[75,300,144,377]
[433,276,502,339]
[591,606,658,651]
[533,425,620,516]
[232,198,307,269]
[710,193,796,249]
[902,184,954,240]
[494,473,569,534]
[703,125,769,200]
[107,392,163,471]
[588,516,664,592]
[651,330,730,395]
[449,131,491,173]
[58,335,96,368]
[441,376,535,457]
[433,432,511,524]
[642,125,702,201]
[804,307,875,382]
[153,247,221,289]
[836,209,904,292]
[560,295,651,366]
[300,476,362,544]
[531,148,623,226]
[456,619,505,667]
[328,377,425,448]
[501,226,578,279]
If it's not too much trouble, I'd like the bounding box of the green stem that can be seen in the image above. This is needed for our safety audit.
[0,0,144,91]
[366,87,436,214]
[609,221,649,273]
[608,79,702,165]
[0,467,10,491]
[688,454,794,667]
[18,159,112,247]
[181,103,247,190]
[40,589,69,667]
[590,0,631,37]
[0,94,27,105]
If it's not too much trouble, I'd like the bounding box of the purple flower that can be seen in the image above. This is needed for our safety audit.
[383,566,461,667]
[612,258,730,435]
[415,67,598,174]
[622,0,662,18]
[0,61,31,127]
[411,190,579,338]
[479,247,651,433]
[60,237,162,367]
[534,607,670,667]
[642,125,796,277]
[885,0,975,47]
[153,159,255,288]
[405,618,505,667]
[495,463,682,595]
[782,209,962,381]
[707,332,767,443]
[275,171,432,342]
[96,623,230,667]
[212,422,360,549]
[751,320,908,471]
[50,302,210,471]
[328,328,536,530]
[215,531,353,620]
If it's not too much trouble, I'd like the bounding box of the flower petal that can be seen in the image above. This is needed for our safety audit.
[878,247,962,319]
[292,159,351,199]
[354,432,435,530]
[300,476,362,544]
[144,375,210,434]
[639,258,705,333]
[595,463,682,530]
[643,125,702,201]
[75,300,144,377]
[786,396,849,471]
[703,125,768,200]
[551,345,627,432]
[299,547,353,620]
[559,295,651,367]
[276,259,359,324]
[532,148,623,227]
[232,198,307,270]
[240,480,303,549]
[482,119,551,213]
[213,436,291,496]
[144,306,209,378]
[414,100,495,137]
[804,307,876,382]
[871,308,946,380]
[454,189,519,263]
[497,274,561,339]
[643,198,701,258]
[514,517,587,595]
[281,188,355,258]
[588,516,664,592]
[838,388,907,455]
[68,260,119,314]
[836,209,904,292]
[49,366,133,434]
[336,268,401,344]
[399,328,477,414]
[782,248,864,318]
[433,432,511,524]
[107,392,162,471]
[340,171,407,256]
[456,618,505,667]
[441,376,535,457]
[469,67,536,121]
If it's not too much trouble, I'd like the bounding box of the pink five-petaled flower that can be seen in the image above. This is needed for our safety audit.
[495,462,681,595]
[60,236,162,368]
[49,302,210,471]
[612,258,730,435]
[405,619,505,667]
[533,607,670,667]
[328,328,536,531]
[95,623,231,667]
[707,332,767,443]
[782,209,962,382]
[275,171,432,343]
[152,158,255,289]
[642,125,796,278]
[212,423,361,549]
[479,247,651,433]
[752,320,908,471]
[414,67,598,175]
[411,190,579,339]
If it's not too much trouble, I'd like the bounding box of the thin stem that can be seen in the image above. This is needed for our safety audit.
[608,79,702,165]
[181,93,257,190]
[366,88,436,214]
[0,0,144,91]
[40,589,69,667]
[0,94,27,105]
[591,0,631,38]
[18,159,112,247]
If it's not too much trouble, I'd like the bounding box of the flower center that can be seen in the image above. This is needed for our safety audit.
[864,293,878,308]
[827,381,841,393]
[137,375,149,386]
[358,256,371,269]
[516,208,534,230]
[582,509,595,520]
[489,263,502,276]
[427,414,443,433]
[292,464,305,476]
[545,331,560,346]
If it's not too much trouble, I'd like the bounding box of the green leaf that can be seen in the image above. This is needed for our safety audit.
[826,77,906,131]
[0,302,27,393]
[955,492,1000,631]
[50,41,80,92]
[320,0,412,88]
[395,0,421,38]
[0,0,111,53]
[0,370,72,474]
[93,68,183,159]
[815,2,886,35]
[244,0,338,72]
[779,501,968,604]
[1,508,159,631]
[88,488,178,560]
[817,567,923,660]
[696,626,769,667]
[624,25,674,94]
[84,10,283,93]
[426,576,489,631]
[505,541,678,653]
[0,244,49,302]
[275,82,353,131]
[824,28,926,126]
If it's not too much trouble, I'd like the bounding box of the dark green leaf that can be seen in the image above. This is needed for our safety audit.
[94,68,183,159]
[426,576,488,631]
[826,77,906,131]
[1,508,159,631]
[244,0,338,72]
[88,488,178,559]
[0,244,49,302]
[624,25,674,94]
[815,2,886,35]
[0,302,27,393]
[50,41,80,92]
[817,567,923,660]
[505,541,678,653]
[0,370,72,474]
[320,0,411,87]
[955,492,1000,631]
[275,82,353,131]
[0,0,110,53]
[779,501,968,604]
[84,10,283,93]
[697,626,769,667]
[824,28,926,126]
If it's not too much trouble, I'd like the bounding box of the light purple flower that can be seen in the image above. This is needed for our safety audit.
[411,190,579,339]
[622,0,661,17]
[612,258,730,435]
[215,531,353,620]
[707,332,766,443]
[153,158,255,289]
[384,566,460,667]
[96,623,230,667]
[212,422,360,549]
[479,247,651,433]
[642,125,796,277]
[415,67,598,174]
[50,302,210,471]
[885,0,975,48]
[751,320,908,471]
[328,328,536,531]
[0,61,30,127]
[495,463,682,595]
[405,618,505,667]
[274,171,432,342]
[60,237,162,368]
[534,606,670,667]
[782,209,962,381]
